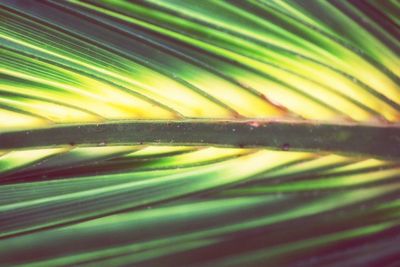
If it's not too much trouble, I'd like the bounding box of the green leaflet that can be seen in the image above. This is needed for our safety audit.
[0,0,399,266]
[1,0,400,124]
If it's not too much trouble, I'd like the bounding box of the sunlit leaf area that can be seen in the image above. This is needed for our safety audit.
[0,0,399,266]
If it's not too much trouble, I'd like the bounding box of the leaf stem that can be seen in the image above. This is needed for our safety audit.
[1,119,399,159]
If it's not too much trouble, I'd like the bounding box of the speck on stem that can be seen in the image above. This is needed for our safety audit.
[281,143,290,151]
[248,121,260,127]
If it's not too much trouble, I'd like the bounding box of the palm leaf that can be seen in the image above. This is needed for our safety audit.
[0,0,399,266]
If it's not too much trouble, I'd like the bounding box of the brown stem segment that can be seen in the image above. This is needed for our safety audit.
[1,119,400,159]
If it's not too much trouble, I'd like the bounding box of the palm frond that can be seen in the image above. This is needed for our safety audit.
[0,0,399,266]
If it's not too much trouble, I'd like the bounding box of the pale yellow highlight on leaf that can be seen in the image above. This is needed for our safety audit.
[0,109,47,129]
